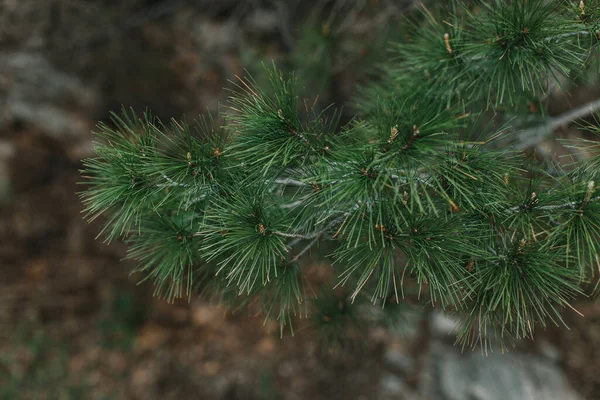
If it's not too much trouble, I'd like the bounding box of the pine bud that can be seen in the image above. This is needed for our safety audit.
[580,1,585,16]
[518,239,526,253]
[584,180,595,203]
[258,224,266,235]
[375,223,386,233]
[531,192,538,204]
[388,126,399,143]
[444,33,454,55]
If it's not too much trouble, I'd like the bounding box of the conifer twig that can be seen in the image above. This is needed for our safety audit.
[504,196,600,214]
[80,0,600,349]
[515,98,600,149]
[290,217,347,262]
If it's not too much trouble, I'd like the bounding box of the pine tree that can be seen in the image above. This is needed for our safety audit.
[80,0,600,351]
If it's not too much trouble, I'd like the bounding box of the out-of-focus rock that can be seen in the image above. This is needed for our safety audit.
[0,52,98,145]
[378,373,418,400]
[430,310,461,338]
[244,8,280,35]
[421,342,582,400]
[538,339,562,363]
[193,17,239,53]
[384,339,414,373]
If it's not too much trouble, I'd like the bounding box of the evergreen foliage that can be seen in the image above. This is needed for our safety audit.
[81,0,600,351]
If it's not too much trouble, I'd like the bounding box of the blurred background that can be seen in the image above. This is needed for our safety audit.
[1,1,599,399]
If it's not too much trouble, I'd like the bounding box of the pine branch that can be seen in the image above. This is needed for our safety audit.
[80,1,600,351]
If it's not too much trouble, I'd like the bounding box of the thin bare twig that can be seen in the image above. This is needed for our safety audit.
[273,231,314,239]
[515,98,600,149]
[504,196,600,215]
[289,216,346,262]
[273,216,344,241]
[291,236,320,262]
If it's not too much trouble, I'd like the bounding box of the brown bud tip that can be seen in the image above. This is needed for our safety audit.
[528,102,537,113]
[449,200,459,212]
[466,260,474,272]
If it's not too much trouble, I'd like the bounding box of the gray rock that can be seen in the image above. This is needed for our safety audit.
[430,311,461,338]
[192,18,239,53]
[380,373,405,395]
[379,373,419,400]
[421,343,582,400]
[384,348,414,373]
[0,52,97,140]
[244,9,279,35]
[538,339,562,363]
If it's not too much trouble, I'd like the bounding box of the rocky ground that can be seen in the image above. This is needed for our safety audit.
[1,1,599,399]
